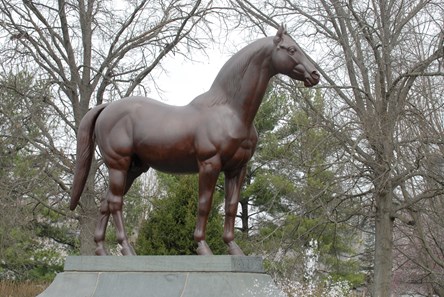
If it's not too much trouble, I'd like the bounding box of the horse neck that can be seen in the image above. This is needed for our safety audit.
[193,38,276,125]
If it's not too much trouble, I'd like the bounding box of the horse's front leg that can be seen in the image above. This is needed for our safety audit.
[223,166,247,256]
[194,156,221,255]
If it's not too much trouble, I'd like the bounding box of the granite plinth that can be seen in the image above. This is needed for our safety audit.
[37,256,285,297]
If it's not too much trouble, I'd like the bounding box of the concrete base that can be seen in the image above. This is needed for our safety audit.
[38,256,285,297]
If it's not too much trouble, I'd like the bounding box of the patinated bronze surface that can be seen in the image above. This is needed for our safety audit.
[70,25,320,256]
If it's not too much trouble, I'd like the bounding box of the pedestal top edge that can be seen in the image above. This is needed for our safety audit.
[64,255,265,273]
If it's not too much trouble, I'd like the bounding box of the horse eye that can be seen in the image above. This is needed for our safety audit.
[288,47,296,55]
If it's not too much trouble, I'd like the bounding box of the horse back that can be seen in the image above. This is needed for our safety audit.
[94,97,202,173]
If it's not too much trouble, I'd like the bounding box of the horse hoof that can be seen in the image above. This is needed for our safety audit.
[196,241,213,255]
[95,247,108,256]
[121,245,136,256]
[227,241,245,256]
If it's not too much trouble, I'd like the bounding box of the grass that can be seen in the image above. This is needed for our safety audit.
[0,281,49,297]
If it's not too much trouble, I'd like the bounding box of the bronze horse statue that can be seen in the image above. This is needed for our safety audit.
[70,25,320,256]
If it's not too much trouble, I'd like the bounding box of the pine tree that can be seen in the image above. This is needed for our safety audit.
[242,86,364,287]
[136,173,225,255]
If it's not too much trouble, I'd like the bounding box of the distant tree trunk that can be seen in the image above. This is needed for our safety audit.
[239,169,252,235]
[239,198,249,234]
[78,192,98,255]
[77,164,98,255]
[373,188,394,296]
[433,284,444,297]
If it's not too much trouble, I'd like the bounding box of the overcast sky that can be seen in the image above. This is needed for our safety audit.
[149,48,229,106]
[147,26,266,106]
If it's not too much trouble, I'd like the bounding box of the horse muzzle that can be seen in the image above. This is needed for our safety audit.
[304,70,320,87]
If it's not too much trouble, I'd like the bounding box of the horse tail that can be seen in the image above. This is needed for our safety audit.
[70,103,108,211]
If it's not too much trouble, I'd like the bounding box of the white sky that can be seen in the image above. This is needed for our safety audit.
[149,49,230,106]
[147,27,264,106]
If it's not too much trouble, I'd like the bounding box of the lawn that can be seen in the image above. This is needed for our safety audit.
[0,281,49,297]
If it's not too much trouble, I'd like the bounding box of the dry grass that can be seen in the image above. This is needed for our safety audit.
[0,281,49,297]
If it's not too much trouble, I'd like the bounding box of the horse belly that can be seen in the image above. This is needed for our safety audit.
[134,144,199,174]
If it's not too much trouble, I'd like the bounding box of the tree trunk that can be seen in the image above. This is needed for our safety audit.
[240,198,249,235]
[78,191,98,255]
[372,189,394,297]
[78,162,99,255]
[432,283,444,297]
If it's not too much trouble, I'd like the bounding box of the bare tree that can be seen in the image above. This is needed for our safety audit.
[392,63,444,295]
[231,0,444,295]
[0,0,222,254]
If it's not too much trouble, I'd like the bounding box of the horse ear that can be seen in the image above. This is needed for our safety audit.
[273,24,285,45]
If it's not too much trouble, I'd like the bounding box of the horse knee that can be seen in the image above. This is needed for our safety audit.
[198,194,213,214]
[99,199,110,214]
[107,196,123,213]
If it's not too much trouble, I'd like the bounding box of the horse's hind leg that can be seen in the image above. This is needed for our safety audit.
[223,166,247,256]
[107,168,136,255]
[94,195,111,255]
[124,164,149,195]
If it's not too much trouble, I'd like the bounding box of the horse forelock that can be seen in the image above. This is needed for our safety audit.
[276,33,298,50]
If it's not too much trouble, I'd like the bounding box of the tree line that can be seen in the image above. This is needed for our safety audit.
[0,0,443,296]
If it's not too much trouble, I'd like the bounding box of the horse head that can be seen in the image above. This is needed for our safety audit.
[272,25,320,87]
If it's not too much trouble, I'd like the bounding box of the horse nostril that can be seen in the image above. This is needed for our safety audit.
[312,70,320,80]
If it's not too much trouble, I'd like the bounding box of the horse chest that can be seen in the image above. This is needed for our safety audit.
[218,139,253,171]
[219,128,257,170]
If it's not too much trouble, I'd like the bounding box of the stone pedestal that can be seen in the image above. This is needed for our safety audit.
[38,256,285,297]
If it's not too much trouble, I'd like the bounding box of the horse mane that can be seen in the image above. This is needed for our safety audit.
[191,36,274,106]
